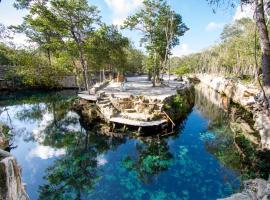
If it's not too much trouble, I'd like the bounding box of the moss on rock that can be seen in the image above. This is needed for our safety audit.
[163,86,195,122]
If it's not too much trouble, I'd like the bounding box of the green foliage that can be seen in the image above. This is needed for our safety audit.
[123,0,188,84]
[174,64,190,76]
[125,47,145,74]
[7,0,146,88]
[0,44,13,65]
[86,25,129,73]
[12,50,69,87]
[174,18,260,78]
[164,87,194,121]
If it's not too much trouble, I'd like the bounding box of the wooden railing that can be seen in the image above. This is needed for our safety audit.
[162,111,175,127]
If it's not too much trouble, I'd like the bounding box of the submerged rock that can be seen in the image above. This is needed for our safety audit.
[220,178,270,200]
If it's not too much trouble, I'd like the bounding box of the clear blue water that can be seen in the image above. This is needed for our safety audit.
[0,88,266,200]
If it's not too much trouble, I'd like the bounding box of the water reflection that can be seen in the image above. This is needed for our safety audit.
[195,84,270,180]
[123,138,173,184]
[0,88,269,200]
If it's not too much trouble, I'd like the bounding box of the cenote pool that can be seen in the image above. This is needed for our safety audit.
[0,86,269,200]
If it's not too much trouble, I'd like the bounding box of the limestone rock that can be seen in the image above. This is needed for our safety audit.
[220,179,270,200]
[255,114,270,149]
[0,155,29,200]
[194,74,270,150]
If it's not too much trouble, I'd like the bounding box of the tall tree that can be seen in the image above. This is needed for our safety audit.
[14,2,63,65]
[123,0,188,86]
[207,0,270,87]
[48,0,100,90]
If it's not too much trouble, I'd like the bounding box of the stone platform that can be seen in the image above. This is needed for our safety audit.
[76,75,192,133]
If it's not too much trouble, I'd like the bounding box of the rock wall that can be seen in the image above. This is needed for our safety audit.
[0,124,29,200]
[192,74,270,150]
[0,153,29,200]
[219,178,270,200]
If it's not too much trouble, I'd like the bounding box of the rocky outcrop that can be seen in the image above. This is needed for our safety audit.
[0,124,9,150]
[0,150,29,200]
[255,114,270,151]
[73,99,102,123]
[193,74,259,108]
[220,178,270,200]
[0,124,29,200]
[75,81,194,135]
[89,81,109,94]
[192,74,270,150]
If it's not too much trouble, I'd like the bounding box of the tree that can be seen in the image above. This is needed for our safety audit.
[13,2,63,65]
[48,0,100,90]
[125,47,145,74]
[17,0,100,90]
[13,0,47,9]
[123,0,188,86]
[174,18,260,79]
[86,25,129,79]
[207,0,270,87]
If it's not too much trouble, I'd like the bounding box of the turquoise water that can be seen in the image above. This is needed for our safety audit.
[0,89,267,200]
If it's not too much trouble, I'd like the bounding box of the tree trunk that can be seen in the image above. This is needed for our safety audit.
[152,51,157,87]
[255,0,270,86]
[81,58,89,90]
[78,49,89,91]
[70,28,89,91]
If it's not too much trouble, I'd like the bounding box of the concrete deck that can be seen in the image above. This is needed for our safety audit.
[103,75,187,100]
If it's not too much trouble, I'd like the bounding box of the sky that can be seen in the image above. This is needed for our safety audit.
[0,0,253,57]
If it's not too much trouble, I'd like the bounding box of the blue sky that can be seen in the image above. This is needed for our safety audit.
[0,0,253,56]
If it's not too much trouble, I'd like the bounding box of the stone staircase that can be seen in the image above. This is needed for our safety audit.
[96,94,119,120]
[95,93,175,134]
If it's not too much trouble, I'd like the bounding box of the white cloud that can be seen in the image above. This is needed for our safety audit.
[28,145,66,160]
[172,43,191,57]
[97,154,108,166]
[32,112,54,143]
[105,0,143,25]
[205,22,224,31]
[233,4,254,21]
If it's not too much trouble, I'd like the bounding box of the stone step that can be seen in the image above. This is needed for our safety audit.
[124,109,136,113]
[98,101,111,105]
[98,102,111,107]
